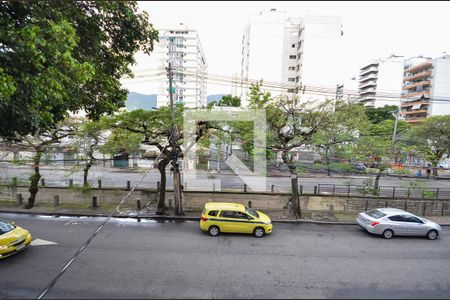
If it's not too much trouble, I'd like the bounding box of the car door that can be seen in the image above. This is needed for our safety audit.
[387,215,409,236]
[218,210,236,233]
[219,211,249,233]
[403,215,428,236]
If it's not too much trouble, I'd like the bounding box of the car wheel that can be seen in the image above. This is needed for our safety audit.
[253,227,265,238]
[382,229,394,239]
[208,225,220,236]
[427,230,438,240]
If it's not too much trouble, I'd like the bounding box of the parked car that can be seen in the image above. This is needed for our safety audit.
[200,202,272,237]
[352,163,367,172]
[0,218,32,259]
[438,161,450,169]
[357,208,441,240]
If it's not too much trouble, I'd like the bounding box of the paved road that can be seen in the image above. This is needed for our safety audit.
[2,165,450,195]
[1,213,450,299]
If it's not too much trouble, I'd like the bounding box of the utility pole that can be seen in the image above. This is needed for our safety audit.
[391,109,400,162]
[167,63,184,216]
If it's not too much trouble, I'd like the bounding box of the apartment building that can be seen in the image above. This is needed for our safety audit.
[154,25,207,108]
[358,55,404,108]
[240,9,343,106]
[296,15,343,104]
[400,54,450,123]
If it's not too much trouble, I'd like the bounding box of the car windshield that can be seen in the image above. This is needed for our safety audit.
[365,209,386,219]
[0,220,15,235]
[245,207,259,218]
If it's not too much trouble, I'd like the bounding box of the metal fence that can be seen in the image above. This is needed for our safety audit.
[317,184,450,200]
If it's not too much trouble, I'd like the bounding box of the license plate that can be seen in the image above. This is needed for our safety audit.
[16,244,26,251]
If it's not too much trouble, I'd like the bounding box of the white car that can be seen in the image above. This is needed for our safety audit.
[438,161,450,169]
[357,208,442,240]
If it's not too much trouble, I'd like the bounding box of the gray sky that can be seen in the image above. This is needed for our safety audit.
[129,1,450,95]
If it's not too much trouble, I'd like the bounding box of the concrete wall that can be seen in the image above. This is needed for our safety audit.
[1,185,449,216]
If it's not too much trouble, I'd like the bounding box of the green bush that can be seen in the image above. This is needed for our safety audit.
[356,178,378,196]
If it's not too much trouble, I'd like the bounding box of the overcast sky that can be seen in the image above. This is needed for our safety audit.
[125,1,450,95]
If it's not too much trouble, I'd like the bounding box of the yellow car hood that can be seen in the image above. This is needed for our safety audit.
[258,212,272,224]
[0,227,29,245]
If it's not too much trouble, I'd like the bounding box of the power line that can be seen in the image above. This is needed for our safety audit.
[128,68,450,104]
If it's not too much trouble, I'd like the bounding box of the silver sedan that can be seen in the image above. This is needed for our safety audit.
[356,208,442,240]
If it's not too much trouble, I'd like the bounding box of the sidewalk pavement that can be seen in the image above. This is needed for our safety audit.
[1,201,450,226]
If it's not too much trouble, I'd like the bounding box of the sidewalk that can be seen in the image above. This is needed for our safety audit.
[1,201,450,226]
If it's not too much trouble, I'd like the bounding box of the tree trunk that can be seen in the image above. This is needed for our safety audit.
[83,161,92,187]
[83,146,95,187]
[156,157,170,215]
[282,149,301,218]
[27,150,42,208]
[374,171,381,190]
[432,162,439,177]
[325,148,331,177]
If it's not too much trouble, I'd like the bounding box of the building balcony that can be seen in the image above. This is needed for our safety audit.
[404,116,427,124]
[359,88,376,95]
[401,90,430,99]
[403,71,432,82]
[400,109,428,115]
[360,61,378,71]
[359,80,377,89]
[402,81,431,90]
[400,100,430,108]
[359,66,378,76]
[359,73,378,82]
[404,62,432,74]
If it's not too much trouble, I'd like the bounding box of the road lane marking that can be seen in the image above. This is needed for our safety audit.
[65,220,79,226]
[31,239,58,246]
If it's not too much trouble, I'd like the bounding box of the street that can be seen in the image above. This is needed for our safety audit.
[1,213,450,299]
[2,165,450,194]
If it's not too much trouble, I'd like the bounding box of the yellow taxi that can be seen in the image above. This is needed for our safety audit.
[200,202,272,237]
[0,218,32,259]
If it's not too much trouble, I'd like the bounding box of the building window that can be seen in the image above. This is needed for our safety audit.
[288,78,295,82]
[289,55,296,59]
[287,89,296,93]
[288,66,296,71]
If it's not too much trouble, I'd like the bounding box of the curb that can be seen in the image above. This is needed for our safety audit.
[2,210,450,226]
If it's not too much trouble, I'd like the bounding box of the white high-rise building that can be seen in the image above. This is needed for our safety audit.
[358,55,404,108]
[240,9,343,106]
[154,25,207,108]
[296,15,343,103]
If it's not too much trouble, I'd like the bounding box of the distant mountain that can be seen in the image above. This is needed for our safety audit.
[126,92,157,111]
[207,94,227,105]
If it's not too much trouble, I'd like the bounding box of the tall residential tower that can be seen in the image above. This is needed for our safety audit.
[240,9,343,106]
[154,25,207,108]
[358,55,404,108]
[400,54,450,123]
